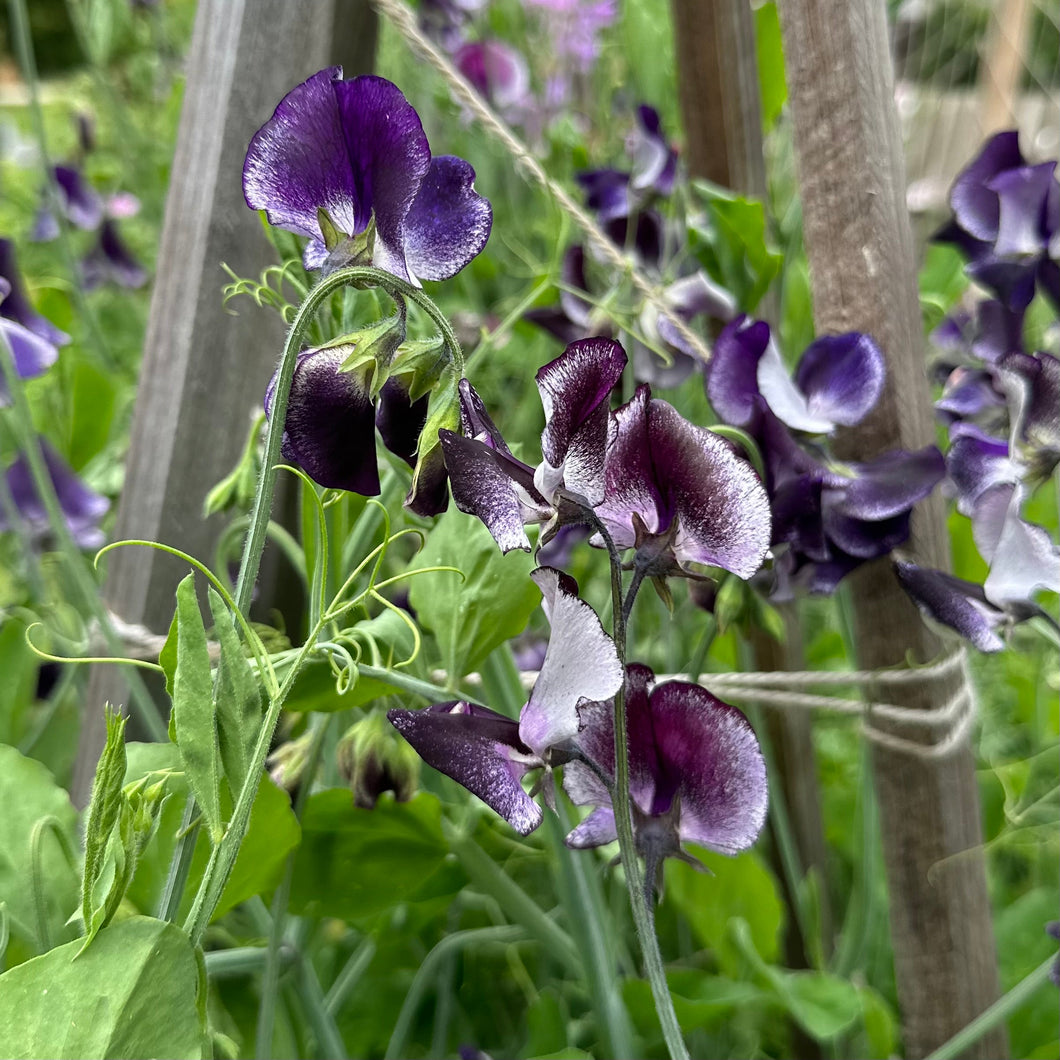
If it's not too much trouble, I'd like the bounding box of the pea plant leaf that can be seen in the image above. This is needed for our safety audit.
[0,915,205,1060]
[171,574,223,842]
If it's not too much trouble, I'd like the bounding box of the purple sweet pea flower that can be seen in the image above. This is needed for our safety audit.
[0,438,109,549]
[999,350,1060,478]
[81,218,148,290]
[388,567,623,833]
[243,68,492,283]
[628,105,677,198]
[0,279,59,403]
[0,239,70,348]
[563,663,768,895]
[441,338,627,552]
[594,385,772,580]
[454,39,530,114]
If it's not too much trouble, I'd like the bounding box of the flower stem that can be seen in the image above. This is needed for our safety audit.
[595,520,689,1060]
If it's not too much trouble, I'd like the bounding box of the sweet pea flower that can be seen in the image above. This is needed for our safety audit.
[563,663,768,896]
[0,239,69,348]
[0,438,109,549]
[454,39,530,115]
[81,218,148,290]
[244,68,492,283]
[29,164,105,243]
[0,279,59,404]
[387,567,623,834]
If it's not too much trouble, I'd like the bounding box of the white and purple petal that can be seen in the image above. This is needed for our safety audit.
[793,332,885,428]
[949,130,1024,242]
[707,316,771,427]
[0,239,70,348]
[988,162,1056,258]
[894,562,1006,653]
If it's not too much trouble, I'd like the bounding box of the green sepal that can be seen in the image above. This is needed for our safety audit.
[389,336,450,402]
[338,296,409,398]
[317,208,343,253]
[80,706,128,940]
[405,365,461,513]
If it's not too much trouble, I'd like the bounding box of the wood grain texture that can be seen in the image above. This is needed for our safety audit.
[777,1,1005,1055]
[74,0,378,806]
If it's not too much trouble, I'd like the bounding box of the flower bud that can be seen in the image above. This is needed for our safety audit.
[337,712,420,809]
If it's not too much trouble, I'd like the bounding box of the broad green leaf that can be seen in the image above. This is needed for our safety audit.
[207,589,261,795]
[624,972,764,1035]
[408,506,539,677]
[780,970,862,1040]
[857,985,897,1059]
[67,359,118,471]
[290,791,448,921]
[0,745,79,955]
[171,574,223,841]
[0,915,204,1059]
[80,708,128,945]
[755,2,786,132]
[665,848,783,970]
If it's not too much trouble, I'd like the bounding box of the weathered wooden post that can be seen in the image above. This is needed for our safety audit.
[776,1,1005,1056]
[671,0,832,967]
[73,0,378,806]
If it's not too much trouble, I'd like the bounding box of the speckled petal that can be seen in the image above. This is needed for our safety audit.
[403,156,493,283]
[518,567,623,758]
[387,702,543,834]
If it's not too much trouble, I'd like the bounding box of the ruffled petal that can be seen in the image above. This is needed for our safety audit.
[265,346,380,495]
[564,805,619,848]
[757,338,835,434]
[946,426,1015,514]
[1000,351,1060,460]
[387,702,543,835]
[793,332,885,428]
[518,568,623,758]
[403,156,493,283]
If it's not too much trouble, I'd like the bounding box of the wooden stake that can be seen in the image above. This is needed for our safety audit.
[776,2,1005,1056]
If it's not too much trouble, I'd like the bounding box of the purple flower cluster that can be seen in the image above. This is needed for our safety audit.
[528,106,735,387]
[707,317,944,599]
[389,568,767,874]
[442,337,771,581]
[898,132,1060,651]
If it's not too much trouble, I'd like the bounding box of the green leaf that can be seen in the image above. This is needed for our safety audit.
[0,620,38,746]
[0,916,204,1059]
[207,589,262,796]
[754,2,787,132]
[0,745,79,955]
[171,575,223,842]
[624,972,764,1035]
[80,708,128,946]
[665,848,783,971]
[290,791,448,921]
[408,504,539,677]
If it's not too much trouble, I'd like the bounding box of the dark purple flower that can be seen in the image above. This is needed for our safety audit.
[945,424,1015,515]
[628,105,677,199]
[563,663,767,892]
[388,567,623,833]
[244,68,492,283]
[0,438,109,549]
[0,279,59,403]
[81,218,148,290]
[0,239,70,348]
[454,39,530,113]
[1000,350,1060,477]
[595,385,772,579]
[949,131,1026,244]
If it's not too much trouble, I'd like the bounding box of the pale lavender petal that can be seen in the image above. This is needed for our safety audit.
[757,338,835,434]
[518,567,623,757]
[564,805,618,848]
[894,562,1006,653]
[974,484,1060,603]
[936,367,1004,420]
[706,316,770,427]
[243,67,360,243]
[0,317,58,397]
[793,332,885,428]
[535,337,626,504]
[264,346,379,495]
[454,39,530,109]
[949,130,1024,242]
[650,681,767,854]
[946,426,1015,514]
[628,105,674,194]
[403,156,492,283]
[387,702,543,835]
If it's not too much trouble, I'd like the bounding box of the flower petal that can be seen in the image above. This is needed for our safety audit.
[946,426,1015,515]
[793,332,885,428]
[895,561,1006,653]
[53,164,104,231]
[403,155,493,283]
[707,316,770,427]
[949,130,1024,242]
[757,338,834,434]
[265,346,380,495]
[0,239,70,347]
[0,317,58,398]
[988,162,1056,258]
[387,702,543,835]
[518,567,623,757]
[1000,351,1060,461]
[576,168,631,221]
[974,484,1060,603]
[824,446,945,521]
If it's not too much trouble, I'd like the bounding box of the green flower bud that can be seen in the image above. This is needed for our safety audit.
[337,712,420,809]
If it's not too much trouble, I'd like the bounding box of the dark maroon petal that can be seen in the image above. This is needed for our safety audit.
[518,567,624,757]
[535,337,626,504]
[243,68,360,245]
[825,446,945,522]
[265,346,380,495]
[0,239,69,347]
[649,681,767,853]
[988,162,1056,257]
[949,130,1024,242]
[403,156,492,283]
[376,376,427,468]
[596,386,667,549]
[387,702,543,835]
[793,332,885,428]
[894,561,1005,653]
[332,76,432,282]
[440,429,535,553]
[457,378,510,451]
[649,400,772,577]
[577,168,631,221]
[946,426,1014,514]
[707,316,770,427]
[53,164,104,230]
